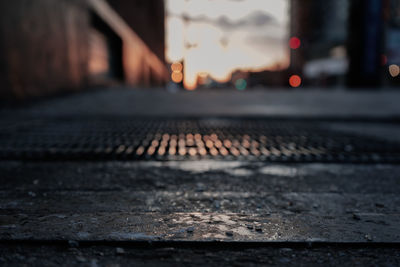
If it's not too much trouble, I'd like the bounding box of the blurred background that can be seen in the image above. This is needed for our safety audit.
[0,0,399,101]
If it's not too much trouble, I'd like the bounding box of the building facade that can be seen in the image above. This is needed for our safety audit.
[0,0,168,100]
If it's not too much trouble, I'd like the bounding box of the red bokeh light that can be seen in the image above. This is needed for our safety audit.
[289,75,302,87]
[381,54,387,66]
[289,37,301,49]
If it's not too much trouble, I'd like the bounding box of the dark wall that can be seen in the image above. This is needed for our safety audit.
[106,0,165,62]
[347,0,384,88]
[0,0,168,101]
[290,0,348,72]
[0,0,90,100]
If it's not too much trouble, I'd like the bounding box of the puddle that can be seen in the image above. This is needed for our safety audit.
[226,168,254,176]
[302,163,355,175]
[258,166,298,177]
[142,161,249,175]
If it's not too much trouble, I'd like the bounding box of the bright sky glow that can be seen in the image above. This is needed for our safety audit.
[166,0,289,89]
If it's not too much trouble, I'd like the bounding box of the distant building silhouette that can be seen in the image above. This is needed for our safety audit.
[289,0,349,87]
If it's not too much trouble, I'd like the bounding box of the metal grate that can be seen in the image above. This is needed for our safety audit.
[0,118,399,163]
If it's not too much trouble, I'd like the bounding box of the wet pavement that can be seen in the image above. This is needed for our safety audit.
[1,88,400,265]
[1,161,400,243]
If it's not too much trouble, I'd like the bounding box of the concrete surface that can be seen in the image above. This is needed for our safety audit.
[1,243,400,266]
[2,87,400,118]
[1,161,400,243]
[1,88,400,265]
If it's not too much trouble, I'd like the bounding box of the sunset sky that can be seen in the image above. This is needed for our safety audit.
[165,0,289,89]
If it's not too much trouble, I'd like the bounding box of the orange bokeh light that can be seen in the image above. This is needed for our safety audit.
[171,62,183,72]
[171,72,183,83]
[289,37,301,49]
[289,75,301,87]
[389,64,400,77]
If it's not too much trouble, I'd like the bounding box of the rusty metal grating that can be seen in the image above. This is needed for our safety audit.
[0,118,399,163]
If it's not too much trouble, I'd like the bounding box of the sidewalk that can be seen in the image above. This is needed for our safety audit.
[2,87,400,118]
[1,87,400,265]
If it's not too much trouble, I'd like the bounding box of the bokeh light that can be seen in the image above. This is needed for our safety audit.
[289,75,301,87]
[289,37,301,49]
[381,55,387,66]
[388,64,400,77]
[171,61,184,83]
[171,62,183,72]
[171,72,183,83]
[235,78,247,90]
